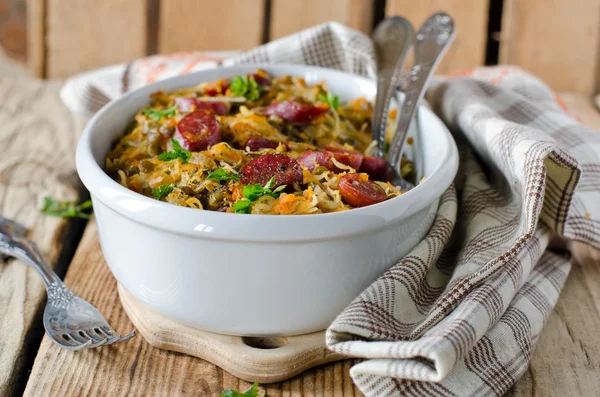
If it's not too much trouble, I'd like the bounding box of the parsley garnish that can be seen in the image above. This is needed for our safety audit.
[318,92,340,112]
[230,75,261,101]
[206,168,239,182]
[232,177,286,213]
[41,196,92,219]
[232,199,253,214]
[220,382,262,397]
[152,184,173,200]
[142,103,178,121]
[158,139,191,163]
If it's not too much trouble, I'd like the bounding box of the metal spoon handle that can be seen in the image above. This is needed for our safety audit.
[371,16,415,158]
[387,12,455,168]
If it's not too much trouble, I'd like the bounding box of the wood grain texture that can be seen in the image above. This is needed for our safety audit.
[0,72,88,395]
[270,0,374,39]
[45,0,147,78]
[385,0,489,74]
[119,285,346,384]
[500,0,600,94]
[0,0,27,63]
[158,0,265,53]
[25,0,44,77]
[24,222,363,396]
[507,264,600,396]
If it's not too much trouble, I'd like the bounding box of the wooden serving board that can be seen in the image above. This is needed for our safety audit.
[118,285,347,384]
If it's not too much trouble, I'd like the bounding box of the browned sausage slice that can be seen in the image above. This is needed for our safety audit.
[297,151,334,172]
[298,150,363,172]
[174,111,221,151]
[245,138,279,151]
[263,101,328,123]
[240,154,303,188]
[338,173,386,207]
[332,152,363,171]
[358,156,388,180]
[174,97,230,115]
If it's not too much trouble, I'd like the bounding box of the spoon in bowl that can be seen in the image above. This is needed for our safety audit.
[386,12,456,187]
[371,16,415,159]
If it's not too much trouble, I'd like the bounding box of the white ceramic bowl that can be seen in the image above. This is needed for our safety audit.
[76,64,458,336]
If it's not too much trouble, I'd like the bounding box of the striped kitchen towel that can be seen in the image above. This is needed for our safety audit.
[60,22,600,397]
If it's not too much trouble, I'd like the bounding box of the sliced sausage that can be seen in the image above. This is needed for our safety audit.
[358,156,387,180]
[324,145,353,153]
[251,73,271,86]
[323,145,363,169]
[240,154,303,188]
[297,151,334,172]
[298,150,363,173]
[263,101,328,123]
[203,80,230,96]
[245,137,279,151]
[338,173,386,207]
[332,152,363,171]
[174,97,230,115]
[174,111,221,151]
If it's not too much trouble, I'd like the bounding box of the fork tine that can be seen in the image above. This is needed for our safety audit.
[105,335,122,345]
[52,333,92,351]
[82,330,108,348]
[95,327,121,345]
[118,331,136,343]
[101,326,136,345]
[97,326,114,338]
[70,339,93,351]
[58,334,79,347]
[68,331,93,345]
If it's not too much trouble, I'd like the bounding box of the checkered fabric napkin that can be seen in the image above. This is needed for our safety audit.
[61,22,600,397]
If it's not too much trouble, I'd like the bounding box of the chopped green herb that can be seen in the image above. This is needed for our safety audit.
[318,92,340,112]
[230,75,261,101]
[220,382,261,397]
[232,199,252,214]
[41,196,92,219]
[243,177,286,200]
[142,103,178,121]
[152,184,173,200]
[242,183,267,201]
[232,176,287,213]
[158,139,191,163]
[207,168,239,182]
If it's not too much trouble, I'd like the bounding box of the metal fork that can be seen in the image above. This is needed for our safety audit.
[0,216,135,350]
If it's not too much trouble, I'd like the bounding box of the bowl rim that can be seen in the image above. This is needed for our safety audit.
[76,64,458,242]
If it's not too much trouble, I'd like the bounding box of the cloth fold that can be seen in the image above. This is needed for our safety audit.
[61,22,600,397]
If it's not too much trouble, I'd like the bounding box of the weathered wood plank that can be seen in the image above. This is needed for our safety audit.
[23,222,363,396]
[45,0,147,78]
[500,0,600,94]
[385,0,489,74]
[0,0,27,63]
[0,72,88,395]
[507,264,600,397]
[25,0,44,77]
[158,0,265,53]
[270,0,374,39]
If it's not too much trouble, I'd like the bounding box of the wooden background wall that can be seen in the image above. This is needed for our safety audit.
[0,0,598,95]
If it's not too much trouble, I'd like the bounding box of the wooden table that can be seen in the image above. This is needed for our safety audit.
[2,56,600,397]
